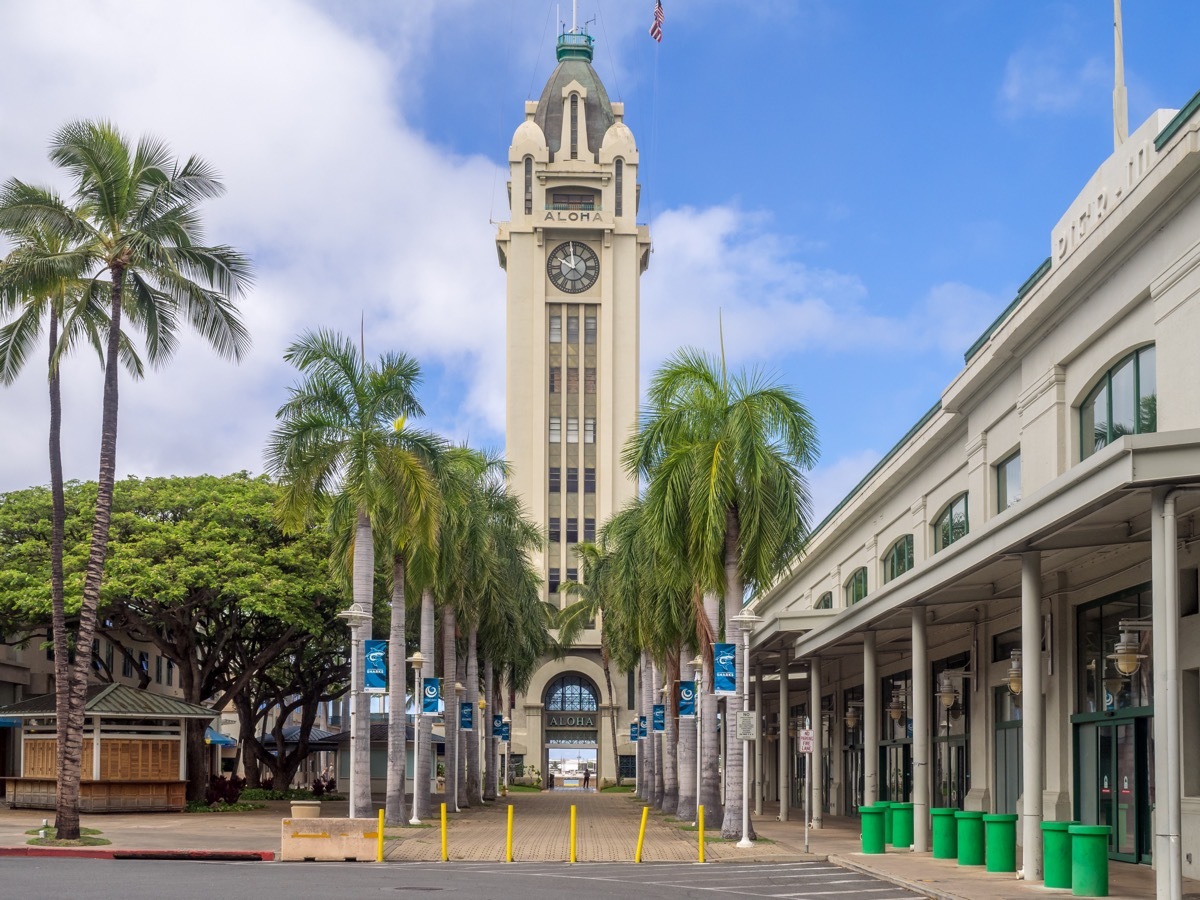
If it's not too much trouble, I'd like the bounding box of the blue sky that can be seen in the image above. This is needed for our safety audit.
[2,1,1199,520]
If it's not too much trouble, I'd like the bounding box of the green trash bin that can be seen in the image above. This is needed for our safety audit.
[955,810,985,866]
[1042,821,1077,890]
[859,806,886,854]
[891,802,915,850]
[930,808,958,859]
[983,813,1018,872]
[1069,824,1111,897]
[875,801,894,845]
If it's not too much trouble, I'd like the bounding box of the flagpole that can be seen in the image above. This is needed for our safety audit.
[1113,0,1128,150]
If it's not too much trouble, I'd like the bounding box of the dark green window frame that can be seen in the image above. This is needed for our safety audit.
[1080,345,1156,460]
[814,591,833,610]
[933,494,969,553]
[882,535,914,584]
[845,567,868,605]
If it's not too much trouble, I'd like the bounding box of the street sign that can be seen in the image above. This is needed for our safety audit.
[364,640,387,693]
[735,710,758,740]
[797,727,815,754]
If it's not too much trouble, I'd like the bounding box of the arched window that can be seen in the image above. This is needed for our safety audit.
[933,494,969,553]
[1080,345,1156,459]
[882,535,914,584]
[569,94,579,160]
[814,591,833,610]
[524,156,533,215]
[544,673,598,711]
[844,568,868,605]
[614,158,624,217]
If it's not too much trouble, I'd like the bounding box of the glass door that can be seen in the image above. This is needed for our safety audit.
[1076,713,1152,863]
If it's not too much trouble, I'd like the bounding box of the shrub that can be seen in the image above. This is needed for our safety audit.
[205,775,246,805]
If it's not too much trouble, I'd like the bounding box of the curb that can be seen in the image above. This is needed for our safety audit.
[0,846,275,861]
[829,853,971,900]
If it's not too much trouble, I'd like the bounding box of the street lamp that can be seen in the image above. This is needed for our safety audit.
[337,602,372,819]
[407,650,425,825]
[690,653,703,827]
[731,611,762,849]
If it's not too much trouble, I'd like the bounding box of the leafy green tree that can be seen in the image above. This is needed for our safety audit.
[626,348,818,840]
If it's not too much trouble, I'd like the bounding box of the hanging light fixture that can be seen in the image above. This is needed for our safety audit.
[934,672,958,709]
[887,689,906,722]
[1006,650,1022,695]
[1108,628,1147,677]
[844,704,860,730]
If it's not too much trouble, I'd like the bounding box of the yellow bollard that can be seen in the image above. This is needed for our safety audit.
[377,808,385,862]
[698,805,706,864]
[635,805,649,863]
[506,804,514,863]
[569,804,577,863]
[441,802,448,862]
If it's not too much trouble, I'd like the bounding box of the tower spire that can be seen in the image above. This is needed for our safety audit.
[1113,0,1128,149]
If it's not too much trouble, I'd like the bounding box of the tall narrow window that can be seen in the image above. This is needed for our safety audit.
[570,94,579,160]
[567,417,579,443]
[524,156,533,215]
[156,655,163,684]
[166,658,174,687]
[584,517,596,542]
[549,417,561,443]
[549,315,562,343]
[138,651,149,674]
[614,158,624,217]
[814,592,833,610]
[566,519,579,544]
[584,315,596,344]
[122,652,134,678]
[844,568,868,605]
[584,367,596,393]
[996,452,1021,513]
[1080,345,1156,459]
[567,467,579,492]
[882,535,914,584]
[548,568,561,594]
[548,517,561,543]
[105,641,114,673]
[584,467,596,493]
[567,315,579,343]
[584,417,595,444]
[567,368,579,393]
[567,567,578,584]
[933,494,969,552]
[549,366,561,393]
[549,467,561,492]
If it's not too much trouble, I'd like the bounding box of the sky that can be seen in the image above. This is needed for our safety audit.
[2,0,1199,522]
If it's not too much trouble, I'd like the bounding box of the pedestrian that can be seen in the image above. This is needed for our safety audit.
[583,767,590,790]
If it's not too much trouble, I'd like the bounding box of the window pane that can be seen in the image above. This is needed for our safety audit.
[1082,381,1108,458]
[584,518,596,542]
[997,453,1021,513]
[585,316,597,344]
[549,366,561,393]
[584,418,595,443]
[584,468,596,493]
[567,418,579,443]
[548,568,560,594]
[549,417,561,443]
[549,467,561,492]
[567,316,579,343]
[549,517,560,542]
[1138,345,1156,433]
[566,519,578,543]
[567,368,579,393]
[585,367,596,393]
[567,467,579,492]
[1110,356,1136,438]
[549,315,562,343]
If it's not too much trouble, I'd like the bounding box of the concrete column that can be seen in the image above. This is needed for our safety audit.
[755,664,764,816]
[911,608,929,852]
[1152,487,1182,900]
[779,647,790,822]
[864,632,878,806]
[1021,552,1044,881]
[811,659,823,829]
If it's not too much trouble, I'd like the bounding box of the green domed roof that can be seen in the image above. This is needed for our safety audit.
[534,34,615,161]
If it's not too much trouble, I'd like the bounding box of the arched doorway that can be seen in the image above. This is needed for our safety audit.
[543,673,599,790]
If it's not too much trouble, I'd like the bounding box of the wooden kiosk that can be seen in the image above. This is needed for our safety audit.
[0,683,217,812]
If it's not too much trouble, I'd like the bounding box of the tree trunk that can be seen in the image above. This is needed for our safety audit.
[416,589,435,819]
[482,656,496,800]
[466,626,481,805]
[639,652,651,798]
[456,653,468,808]
[721,508,754,840]
[601,642,620,787]
[348,505,375,818]
[699,591,723,828]
[57,265,128,841]
[653,662,665,807]
[662,653,679,814]
[386,557,407,824]
[676,647,697,822]
[442,606,459,811]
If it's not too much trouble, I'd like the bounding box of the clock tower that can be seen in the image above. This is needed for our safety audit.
[495,25,650,785]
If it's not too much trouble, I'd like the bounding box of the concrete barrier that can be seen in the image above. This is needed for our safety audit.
[280,817,381,862]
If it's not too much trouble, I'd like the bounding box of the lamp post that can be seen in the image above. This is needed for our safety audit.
[732,611,762,848]
[691,653,703,826]
[337,603,372,819]
[407,650,425,825]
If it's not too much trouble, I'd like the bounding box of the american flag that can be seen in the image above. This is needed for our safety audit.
[649,1,664,42]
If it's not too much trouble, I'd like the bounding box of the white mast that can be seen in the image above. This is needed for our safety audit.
[1113,0,1129,149]
[572,0,578,33]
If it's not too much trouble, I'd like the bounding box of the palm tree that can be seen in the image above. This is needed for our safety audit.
[625,348,819,841]
[267,328,425,818]
[0,121,251,839]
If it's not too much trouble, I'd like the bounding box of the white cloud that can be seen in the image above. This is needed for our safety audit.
[998,43,1107,118]
[807,449,883,525]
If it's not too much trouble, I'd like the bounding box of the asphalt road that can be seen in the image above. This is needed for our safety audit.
[4,859,921,900]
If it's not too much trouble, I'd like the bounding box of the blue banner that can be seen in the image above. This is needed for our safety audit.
[364,640,387,694]
[421,678,441,715]
[630,722,639,742]
[638,715,647,739]
[460,704,474,731]
[652,704,665,732]
[713,643,737,696]
[678,681,696,718]
[499,722,511,742]
[493,714,504,734]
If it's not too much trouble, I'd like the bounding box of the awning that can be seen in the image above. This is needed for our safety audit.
[0,717,21,728]
[204,726,237,747]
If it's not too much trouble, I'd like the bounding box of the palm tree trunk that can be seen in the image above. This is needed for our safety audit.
[466,626,481,805]
[662,653,679,814]
[676,647,697,822]
[721,509,754,840]
[442,606,459,811]
[385,558,407,825]
[483,656,496,800]
[456,649,469,807]
[351,505,375,819]
[699,591,723,828]
[416,589,435,819]
[58,265,128,841]
[601,642,620,787]
[639,652,652,799]
[653,662,665,807]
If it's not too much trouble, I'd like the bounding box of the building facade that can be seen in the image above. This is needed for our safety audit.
[496,27,650,784]
[751,91,1200,893]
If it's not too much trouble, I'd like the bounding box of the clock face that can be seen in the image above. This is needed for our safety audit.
[547,241,599,294]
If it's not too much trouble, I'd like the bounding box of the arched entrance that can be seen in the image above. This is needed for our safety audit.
[543,673,599,790]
